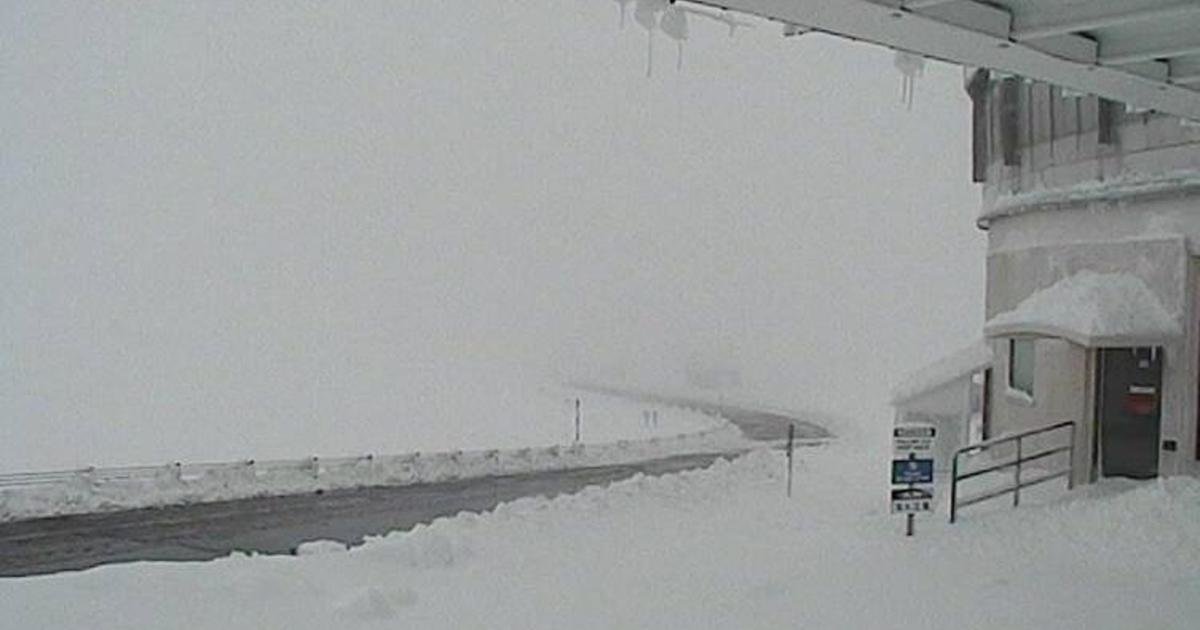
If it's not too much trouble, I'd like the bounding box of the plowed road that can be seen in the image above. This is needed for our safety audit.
[0,397,829,576]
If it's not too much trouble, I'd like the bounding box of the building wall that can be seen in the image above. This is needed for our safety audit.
[986,215,1195,480]
[986,337,1091,484]
[975,76,1200,480]
[1185,258,1200,477]
[973,77,1200,216]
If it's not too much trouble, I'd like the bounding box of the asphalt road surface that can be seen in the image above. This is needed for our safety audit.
[0,397,829,577]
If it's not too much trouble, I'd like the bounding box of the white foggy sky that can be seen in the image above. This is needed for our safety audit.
[1,1,986,469]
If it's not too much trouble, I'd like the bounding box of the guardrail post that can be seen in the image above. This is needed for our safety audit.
[1066,423,1076,490]
[950,452,959,524]
[574,398,581,444]
[1013,437,1022,507]
[786,423,795,498]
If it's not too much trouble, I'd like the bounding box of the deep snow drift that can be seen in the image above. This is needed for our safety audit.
[3,440,1196,629]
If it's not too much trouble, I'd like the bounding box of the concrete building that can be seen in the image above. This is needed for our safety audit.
[963,73,1200,484]
[706,1,1200,485]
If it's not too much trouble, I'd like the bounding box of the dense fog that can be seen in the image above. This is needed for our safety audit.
[2,1,985,470]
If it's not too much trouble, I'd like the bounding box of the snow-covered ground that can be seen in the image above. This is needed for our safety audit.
[4,439,1196,629]
[0,383,733,522]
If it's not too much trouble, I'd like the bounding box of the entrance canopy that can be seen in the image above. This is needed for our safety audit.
[984,271,1182,347]
[697,0,1200,120]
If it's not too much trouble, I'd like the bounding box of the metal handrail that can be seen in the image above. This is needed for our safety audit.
[949,420,1075,523]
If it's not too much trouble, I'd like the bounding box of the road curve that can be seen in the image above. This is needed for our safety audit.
[0,396,829,577]
[574,384,833,442]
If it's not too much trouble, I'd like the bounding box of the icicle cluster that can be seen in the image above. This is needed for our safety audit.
[894,50,926,110]
[612,0,632,29]
[613,1,753,78]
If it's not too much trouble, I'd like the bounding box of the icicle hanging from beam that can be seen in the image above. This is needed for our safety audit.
[660,5,689,71]
[612,0,632,30]
[634,0,668,78]
[894,51,926,110]
[677,3,754,39]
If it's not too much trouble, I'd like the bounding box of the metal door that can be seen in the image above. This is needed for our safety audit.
[1096,347,1163,479]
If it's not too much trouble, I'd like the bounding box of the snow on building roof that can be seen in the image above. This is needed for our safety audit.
[984,271,1182,348]
[891,342,992,406]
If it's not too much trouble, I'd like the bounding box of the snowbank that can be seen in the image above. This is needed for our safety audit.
[0,420,743,523]
[3,441,1197,629]
[985,270,1182,347]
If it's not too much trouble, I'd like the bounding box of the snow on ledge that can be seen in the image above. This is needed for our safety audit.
[982,170,1200,223]
[984,271,1182,347]
[890,342,992,406]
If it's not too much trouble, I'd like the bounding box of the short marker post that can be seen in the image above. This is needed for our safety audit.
[574,398,581,444]
[786,423,795,498]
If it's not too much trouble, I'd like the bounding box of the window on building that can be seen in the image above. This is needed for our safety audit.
[1008,338,1035,399]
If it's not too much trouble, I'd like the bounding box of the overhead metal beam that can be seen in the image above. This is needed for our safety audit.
[1122,60,1171,83]
[1168,58,1200,84]
[1023,34,1097,65]
[1101,43,1200,67]
[917,1,1010,39]
[693,0,1200,120]
[1012,2,1200,41]
[901,0,958,9]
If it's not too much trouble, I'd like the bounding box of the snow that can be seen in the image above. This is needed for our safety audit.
[984,271,1182,347]
[0,396,739,523]
[294,540,348,556]
[2,438,1197,629]
[983,170,1200,221]
[890,341,991,405]
[0,364,720,473]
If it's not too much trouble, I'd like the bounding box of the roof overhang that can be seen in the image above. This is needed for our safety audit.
[691,0,1200,121]
[984,271,1183,348]
[891,341,992,405]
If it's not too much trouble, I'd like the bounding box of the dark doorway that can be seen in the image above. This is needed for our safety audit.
[1096,347,1163,479]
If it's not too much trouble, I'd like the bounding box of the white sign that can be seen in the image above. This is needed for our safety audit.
[892,424,938,534]
[891,487,934,513]
[893,424,935,457]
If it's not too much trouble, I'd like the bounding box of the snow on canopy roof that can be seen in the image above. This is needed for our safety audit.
[984,271,1182,348]
[891,342,992,406]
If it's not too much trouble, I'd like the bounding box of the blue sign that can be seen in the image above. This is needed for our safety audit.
[892,458,934,485]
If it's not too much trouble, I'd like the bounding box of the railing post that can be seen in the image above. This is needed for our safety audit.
[1013,437,1022,507]
[946,421,1074,523]
[1066,422,1075,490]
[950,451,959,524]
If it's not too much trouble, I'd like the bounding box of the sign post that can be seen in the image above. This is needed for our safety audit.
[892,424,935,537]
[786,423,795,498]
[574,398,581,443]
